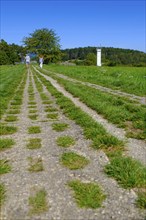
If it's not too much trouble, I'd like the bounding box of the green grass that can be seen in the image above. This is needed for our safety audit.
[0,139,15,151]
[27,138,42,149]
[29,189,48,214]
[45,107,58,112]
[40,66,146,140]
[28,101,36,105]
[11,100,22,105]
[55,78,146,140]
[43,65,146,96]
[34,72,125,149]
[46,113,58,119]
[40,93,49,100]
[43,100,53,104]
[0,160,11,174]
[29,110,38,114]
[0,65,25,119]
[105,156,146,189]
[28,157,44,172]
[28,114,38,120]
[52,123,69,132]
[5,115,18,122]
[9,105,20,109]
[7,109,20,114]
[68,180,106,208]
[28,105,37,108]
[136,191,146,209]
[61,152,89,170]
[57,136,75,148]
[0,124,17,135]
[0,184,6,208]
[28,126,41,134]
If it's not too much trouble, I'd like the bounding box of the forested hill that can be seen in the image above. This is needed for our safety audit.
[61,47,146,66]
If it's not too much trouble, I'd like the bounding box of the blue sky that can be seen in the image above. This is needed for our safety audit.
[1,0,145,52]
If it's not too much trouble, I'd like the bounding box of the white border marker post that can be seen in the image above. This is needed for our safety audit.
[96,48,102,66]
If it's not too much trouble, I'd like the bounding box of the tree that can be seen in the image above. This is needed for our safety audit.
[23,28,61,63]
[0,40,22,65]
[85,53,96,66]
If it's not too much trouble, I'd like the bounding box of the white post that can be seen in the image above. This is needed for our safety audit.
[97,48,101,66]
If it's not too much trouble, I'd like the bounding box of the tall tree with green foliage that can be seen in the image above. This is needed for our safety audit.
[0,40,22,65]
[23,28,61,64]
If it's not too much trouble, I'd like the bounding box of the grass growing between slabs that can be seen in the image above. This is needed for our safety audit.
[7,109,20,114]
[0,139,15,151]
[0,184,6,208]
[5,115,18,122]
[136,192,146,209]
[61,152,89,170]
[35,70,146,209]
[46,113,58,119]
[0,124,17,135]
[57,136,75,148]
[68,180,106,208]
[28,114,38,120]
[52,123,69,132]
[27,138,42,149]
[0,160,11,174]
[28,157,44,172]
[29,189,48,215]
[28,126,41,134]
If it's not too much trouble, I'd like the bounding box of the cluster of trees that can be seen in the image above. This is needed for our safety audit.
[0,40,26,65]
[61,47,146,66]
[1,28,146,66]
[0,28,62,65]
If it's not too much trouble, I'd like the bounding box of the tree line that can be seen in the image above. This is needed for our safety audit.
[61,47,146,66]
[0,28,146,66]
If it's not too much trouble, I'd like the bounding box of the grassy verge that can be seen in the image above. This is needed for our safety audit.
[68,180,106,208]
[39,67,146,140]
[43,65,146,96]
[0,65,26,119]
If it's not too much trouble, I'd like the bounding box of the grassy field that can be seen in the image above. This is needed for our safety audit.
[0,65,26,119]
[43,65,146,96]
[34,69,146,209]
[38,67,146,140]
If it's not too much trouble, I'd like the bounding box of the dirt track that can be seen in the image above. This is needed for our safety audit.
[0,67,145,220]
